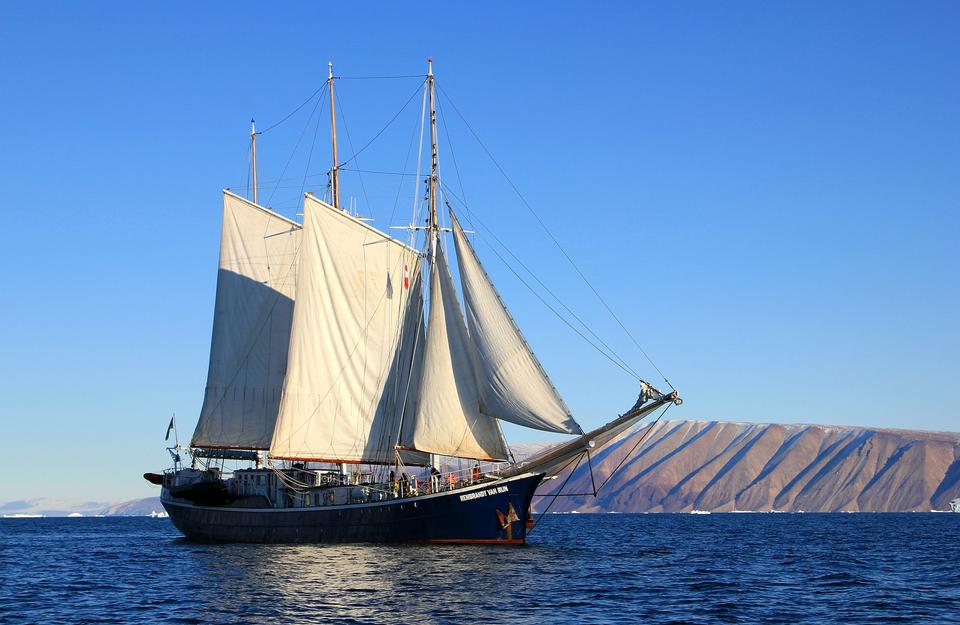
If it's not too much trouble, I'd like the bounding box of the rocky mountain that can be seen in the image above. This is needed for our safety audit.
[0,497,164,517]
[0,498,114,517]
[533,420,960,513]
[102,497,163,516]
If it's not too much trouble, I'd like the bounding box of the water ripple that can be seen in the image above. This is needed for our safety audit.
[1,513,958,624]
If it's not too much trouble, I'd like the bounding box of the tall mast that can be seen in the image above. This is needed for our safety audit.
[328,62,340,209]
[427,57,439,261]
[425,57,440,474]
[250,119,258,205]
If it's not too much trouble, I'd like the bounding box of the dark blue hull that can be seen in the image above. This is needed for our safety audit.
[161,472,543,544]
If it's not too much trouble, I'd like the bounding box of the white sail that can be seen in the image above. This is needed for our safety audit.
[451,213,582,435]
[383,259,430,467]
[192,191,301,450]
[269,195,424,463]
[402,244,509,461]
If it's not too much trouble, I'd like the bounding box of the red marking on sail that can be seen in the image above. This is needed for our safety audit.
[403,264,409,289]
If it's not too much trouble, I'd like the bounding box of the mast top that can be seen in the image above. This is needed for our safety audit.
[328,61,333,80]
[428,57,433,76]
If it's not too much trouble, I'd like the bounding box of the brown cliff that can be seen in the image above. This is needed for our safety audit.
[531,420,960,512]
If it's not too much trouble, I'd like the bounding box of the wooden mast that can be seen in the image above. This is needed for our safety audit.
[250,119,258,205]
[426,57,440,475]
[328,62,340,209]
[427,57,439,260]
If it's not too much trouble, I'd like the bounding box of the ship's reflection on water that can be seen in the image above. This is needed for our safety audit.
[178,539,583,624]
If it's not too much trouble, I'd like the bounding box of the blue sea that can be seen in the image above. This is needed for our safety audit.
[1,513,958,624]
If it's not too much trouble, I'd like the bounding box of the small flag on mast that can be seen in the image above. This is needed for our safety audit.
[165,415,176,441]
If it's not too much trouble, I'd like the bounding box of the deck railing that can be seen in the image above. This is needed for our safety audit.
[387,461,510,498]
[163,461,514,506]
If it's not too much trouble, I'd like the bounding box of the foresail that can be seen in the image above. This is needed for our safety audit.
[382,261,430,467]
[192,191,301,450]
[269,195,425,464]
[401,245,509,461]
[450,213,582,435]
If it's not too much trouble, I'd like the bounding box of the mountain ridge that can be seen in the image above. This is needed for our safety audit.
[533,419,960,513]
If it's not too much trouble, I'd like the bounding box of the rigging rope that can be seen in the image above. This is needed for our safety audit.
[527,453,586,534]
[337,81,425,169]
[409,84,429,248]
[265,84,327,207]
[332,88,372,215]
[385,86,427,237]
[528,402,671,533]
[442,183,642,380]
[335,74,426,80]
[269,466,312,493]
[435,81,674,390]
[594,403,672,493]
[453,199,640,380]
[298,92,325,202]
[553,402,673,497]
[341,167,419,177]
[257,84,326,135]
[433,93,641,379]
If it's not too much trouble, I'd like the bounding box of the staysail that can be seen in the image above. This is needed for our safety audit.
[401,244,510,461]
[269,195,425,464]
[191,191,301,450]
[450,213,582,435]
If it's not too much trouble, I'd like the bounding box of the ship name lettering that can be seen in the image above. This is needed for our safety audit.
[459,485,509,502]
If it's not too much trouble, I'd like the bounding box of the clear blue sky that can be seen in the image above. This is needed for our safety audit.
[1,2,956,501]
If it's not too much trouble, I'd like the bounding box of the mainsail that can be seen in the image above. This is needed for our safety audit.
[191,191,301,450]
[401,244,510,461]
[269,195,425,463]
[450,213,582,435]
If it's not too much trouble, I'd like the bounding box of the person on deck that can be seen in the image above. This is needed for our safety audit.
[430,466,441,493]
[472,462,481,484]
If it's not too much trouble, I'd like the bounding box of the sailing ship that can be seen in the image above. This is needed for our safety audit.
[150,60,680,543]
